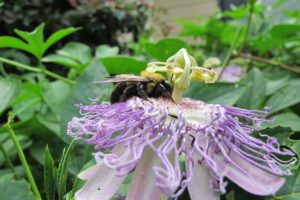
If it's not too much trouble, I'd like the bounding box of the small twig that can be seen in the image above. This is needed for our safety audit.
[237,53,300,74]
[0,57,75,84]
[4,113,42,200]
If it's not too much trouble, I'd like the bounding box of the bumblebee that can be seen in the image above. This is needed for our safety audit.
[98,71,173,104]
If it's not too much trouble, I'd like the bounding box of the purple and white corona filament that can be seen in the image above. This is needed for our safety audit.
[68,97,296,200]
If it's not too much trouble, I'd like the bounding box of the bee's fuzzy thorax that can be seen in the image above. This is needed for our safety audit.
[140,71,164,82]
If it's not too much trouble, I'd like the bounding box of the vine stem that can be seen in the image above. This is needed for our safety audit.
[0,57,74,84]
[217,28,242,81]
[4,113,42,200]
[240,3,254,52]
[237,53,300,74]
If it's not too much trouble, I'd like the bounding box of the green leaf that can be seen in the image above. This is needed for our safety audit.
[44,145,56,200]
[0,76,20,114]
[267,80,300,114]
[266,74,290,96]
[261,127,300,200]
[260,126,299,165]
[96,45,119,58]
[177,19,206,37]
[42,54,80,69]
[14,23,45,59]
[0,24,79,59]
[42,80,71,119]
[11,82,43,121]
[0,36,28,52]
[101,56,147,75]
[0,135,32,167]
[145,38,192,61]
[60,58,111,142]
[0,179,36,200]
[45,27,81,50]
[56,140,74,200]
[270,24,300,39]
[263,112,300,132]
[56,42,92,67]
[186,82,248,106]
[237,68,266,109]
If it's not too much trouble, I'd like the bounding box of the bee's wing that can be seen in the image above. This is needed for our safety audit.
[95,74,149,83]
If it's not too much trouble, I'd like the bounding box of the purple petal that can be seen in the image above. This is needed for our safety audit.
[215,151,285,196]
[214,64,245,82]
[126,147,167,200]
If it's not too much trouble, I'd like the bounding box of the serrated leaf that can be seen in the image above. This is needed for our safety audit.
[57,140,74,200]
[101,56,147,75]
[44,145,56,200]
[145,38,192,61]
[267,80,300,114]
[0,76,20,114]
[0,179,36,200]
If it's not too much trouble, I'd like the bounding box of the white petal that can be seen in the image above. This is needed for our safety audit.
[188,154,220,200]
[126,147,167,200]
[215,151,285,196]
[75,144,131,200]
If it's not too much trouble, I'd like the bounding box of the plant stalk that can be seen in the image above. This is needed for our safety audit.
[4,113,42,200]
[0,57,74,84]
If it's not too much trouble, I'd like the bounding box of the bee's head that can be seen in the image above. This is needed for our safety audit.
[140,71,164,82]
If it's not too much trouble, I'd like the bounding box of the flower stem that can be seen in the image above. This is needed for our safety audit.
[217,28,242,81]
[4,113,42,200]
[0,57,74,84]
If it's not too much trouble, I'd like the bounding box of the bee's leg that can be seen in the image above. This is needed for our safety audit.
[137,83,149,100]
[154,82,173,100]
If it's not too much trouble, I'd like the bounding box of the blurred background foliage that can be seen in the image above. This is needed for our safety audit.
[0,0,300,199]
